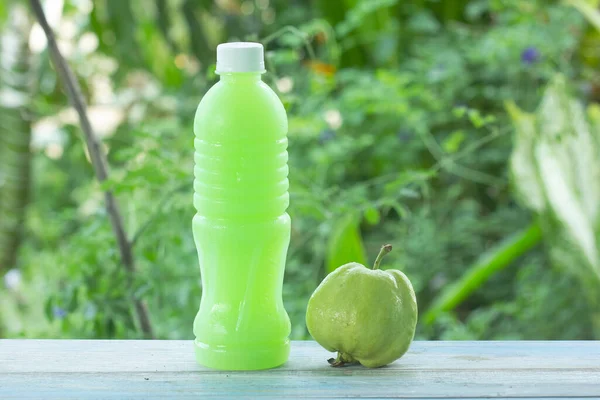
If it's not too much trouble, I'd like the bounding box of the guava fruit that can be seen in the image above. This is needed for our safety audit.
[306,244,417,368]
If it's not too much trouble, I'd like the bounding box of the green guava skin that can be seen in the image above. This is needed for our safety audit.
[306,262,418,368]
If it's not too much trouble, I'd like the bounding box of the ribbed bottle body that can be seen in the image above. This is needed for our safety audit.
[192,73,291,370]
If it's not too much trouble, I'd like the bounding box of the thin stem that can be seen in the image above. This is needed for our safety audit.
[29,0,153,338]
[131,182,189,248]
[261,25,317,61]
[372,244,392,270]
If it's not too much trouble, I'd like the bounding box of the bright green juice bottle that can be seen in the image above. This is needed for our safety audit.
[192,42,291,370]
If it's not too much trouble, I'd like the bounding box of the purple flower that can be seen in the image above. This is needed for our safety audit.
[521,47,540,65]
[397,129,413,143]
[52,306,67,319]
[318,129,335,144]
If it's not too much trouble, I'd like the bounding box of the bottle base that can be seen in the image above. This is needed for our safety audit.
[194,339,290,370]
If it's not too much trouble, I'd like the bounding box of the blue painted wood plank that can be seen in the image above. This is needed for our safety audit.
[0,340,599,399]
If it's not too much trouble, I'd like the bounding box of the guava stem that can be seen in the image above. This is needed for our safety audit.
[328,356,345,367]
[328,352,356,367]
[372,244,392,270]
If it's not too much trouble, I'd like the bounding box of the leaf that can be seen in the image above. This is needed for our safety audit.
[467,109,485,128]
[443,130,466,153]
[589,104,600,139]
[44,297,54,321]
[68,286,79,311]
[363,207,380,225]
[540,78,600,270]
[335,0,398,37]
[452,106,467,118]
[106,317,116,337]
[326,214,367,274]
[0,2,7,28]
[509,75,600,281]
[407,11,441,34]
[424,222,543,324]
[506,100,546,212]
[566,0,600,33]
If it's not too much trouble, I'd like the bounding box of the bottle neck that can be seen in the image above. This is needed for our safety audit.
[219,72,262,83]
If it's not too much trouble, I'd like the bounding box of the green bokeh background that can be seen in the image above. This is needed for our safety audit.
[1,0,599,340]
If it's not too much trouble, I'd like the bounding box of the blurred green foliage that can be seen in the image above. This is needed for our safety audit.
[1,0,600,340]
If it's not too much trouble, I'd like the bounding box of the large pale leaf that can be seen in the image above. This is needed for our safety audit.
[508,75,600,281]
[506,101,545,212]
[589,104,600,139]
[566,0,600,33]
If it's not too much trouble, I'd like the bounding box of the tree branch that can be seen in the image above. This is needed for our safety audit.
[29,0,153,338]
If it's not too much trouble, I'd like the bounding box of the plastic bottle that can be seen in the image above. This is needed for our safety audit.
[192,42,291,370]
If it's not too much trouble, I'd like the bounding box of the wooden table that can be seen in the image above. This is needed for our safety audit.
[1,340,599,399]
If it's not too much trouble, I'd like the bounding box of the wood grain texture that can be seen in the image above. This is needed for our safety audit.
[1,340,599,399]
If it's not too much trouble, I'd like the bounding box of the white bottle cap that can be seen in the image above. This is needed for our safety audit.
[216,42,265,74]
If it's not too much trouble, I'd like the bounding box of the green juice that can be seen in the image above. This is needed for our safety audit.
[192,43,291,370]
